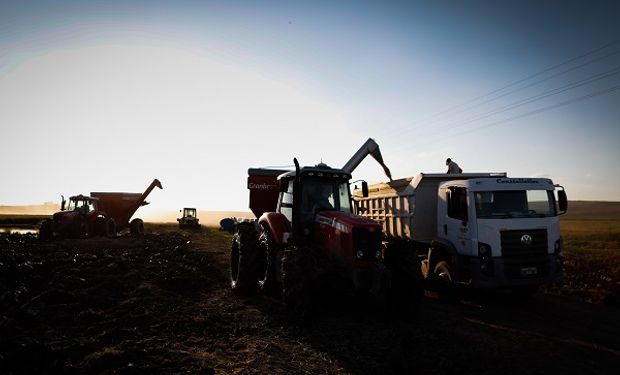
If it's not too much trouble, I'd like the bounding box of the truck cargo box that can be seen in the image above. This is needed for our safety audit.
[354,173,506,243]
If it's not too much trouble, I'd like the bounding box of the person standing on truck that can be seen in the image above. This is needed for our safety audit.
[446,158,462,174]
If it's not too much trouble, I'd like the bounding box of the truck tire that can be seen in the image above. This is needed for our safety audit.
[38,219,53,241]
[433,260,457,302]
[281,245,318,312]
[258,230,280,295]
[384,244,424,321]
[130,218,144,236]
[230,225,260,295]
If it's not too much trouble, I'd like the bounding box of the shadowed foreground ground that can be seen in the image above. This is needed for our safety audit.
[0,225,618,374]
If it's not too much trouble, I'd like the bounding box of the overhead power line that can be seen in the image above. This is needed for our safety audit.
[383,39,620,139]
[396,83,620,151]
[412,65,620,139]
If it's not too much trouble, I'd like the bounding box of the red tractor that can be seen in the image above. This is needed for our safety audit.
[39,179,162,240]
[230,139,422,318]
[39,194,116,239]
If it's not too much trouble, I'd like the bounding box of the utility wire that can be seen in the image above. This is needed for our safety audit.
[396,83,620,151]
[382,39,620,139]
[410,65,620,140]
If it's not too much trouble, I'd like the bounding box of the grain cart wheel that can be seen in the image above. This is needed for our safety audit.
[95,217,106,236]
[230,224,261,295]
[105,218,116,238]
[130,218,144,236]
[433,260,457,302]
[258,230,280,295]
[281,245,318,312]
[38,219,53,240]
[384,244,424,321]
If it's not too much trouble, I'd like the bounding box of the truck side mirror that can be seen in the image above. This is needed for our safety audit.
[558,189,568,214]
[362,181,369,198]
[60,195,66,211]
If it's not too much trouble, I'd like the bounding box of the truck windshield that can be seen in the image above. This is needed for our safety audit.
[475,190,556,218]
[301,179,351,220]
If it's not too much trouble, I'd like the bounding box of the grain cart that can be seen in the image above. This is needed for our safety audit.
[39,179,163,239]
[354,173,567,297]
[178,208,201,229]
[230,139,422,318]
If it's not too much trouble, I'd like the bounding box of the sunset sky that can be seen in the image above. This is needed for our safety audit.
[1,1,619,218]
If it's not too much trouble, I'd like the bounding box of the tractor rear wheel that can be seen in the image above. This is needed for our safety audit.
[230,224,261,295]
[130,218,144,236]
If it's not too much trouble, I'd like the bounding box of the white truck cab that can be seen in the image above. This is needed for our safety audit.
[436,177,565,288]
[355,173,567,292]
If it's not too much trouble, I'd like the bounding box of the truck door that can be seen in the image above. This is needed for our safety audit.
[441,186,472,256]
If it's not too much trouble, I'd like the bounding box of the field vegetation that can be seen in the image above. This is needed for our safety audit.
[553,220,620,304]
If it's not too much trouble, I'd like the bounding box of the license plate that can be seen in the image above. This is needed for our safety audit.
[520,267,538,276]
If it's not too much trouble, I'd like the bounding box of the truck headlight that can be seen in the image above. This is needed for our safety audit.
[356,250,364,259]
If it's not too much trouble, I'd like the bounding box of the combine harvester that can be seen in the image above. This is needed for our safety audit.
[39,179,163,239]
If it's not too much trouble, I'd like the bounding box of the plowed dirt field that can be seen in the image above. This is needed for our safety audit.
[1,225,618,374]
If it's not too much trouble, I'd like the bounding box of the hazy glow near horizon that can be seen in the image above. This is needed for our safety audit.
[1,1,619,216]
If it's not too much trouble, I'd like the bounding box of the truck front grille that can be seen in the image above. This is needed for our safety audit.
[352,228,381,260]
[500,229,549,279]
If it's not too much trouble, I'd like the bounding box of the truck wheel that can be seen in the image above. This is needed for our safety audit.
[384,245,424,321]
[130,218,144,236]
[230,225,260,295]
[258,230,280,295]
[433,260,457,302]
[38,219,53,241]
[281,245,318,312]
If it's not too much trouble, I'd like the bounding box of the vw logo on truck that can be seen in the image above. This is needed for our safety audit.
[521,234,533,246]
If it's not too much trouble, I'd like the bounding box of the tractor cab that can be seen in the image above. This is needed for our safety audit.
[63,195,97,214]
[178,207,201,229]
[277,163,353,238]
[183,207,196,218]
